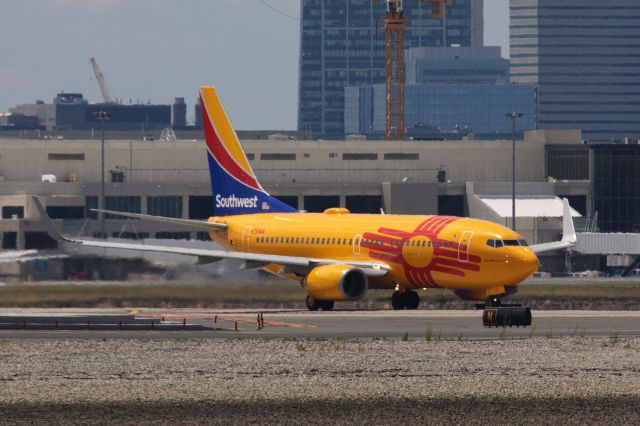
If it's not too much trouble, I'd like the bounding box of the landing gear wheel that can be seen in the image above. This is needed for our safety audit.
[306,295,321,311]
[404,290,420,310]
[481,296,532,327]
[391,291,405,310]
[319,300,335,311]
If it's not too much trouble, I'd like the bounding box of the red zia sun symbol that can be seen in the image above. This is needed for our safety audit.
[361,216,481,288]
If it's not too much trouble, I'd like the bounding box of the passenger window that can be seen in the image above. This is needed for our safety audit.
[349,239,353,245]
[343,239,347,245]
[332,238,336,245]
[285,237,289,244]
[321,238,325,245]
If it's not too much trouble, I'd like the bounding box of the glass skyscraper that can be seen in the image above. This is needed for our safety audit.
[298,0,484,139]
[345,46,537,139]
[511,0,640,141]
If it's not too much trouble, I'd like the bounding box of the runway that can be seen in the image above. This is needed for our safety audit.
[1,308,639,339]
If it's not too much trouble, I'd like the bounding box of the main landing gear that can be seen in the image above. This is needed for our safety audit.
[480,297,532,328]
[391,290,420,310]
[305,295,334,311]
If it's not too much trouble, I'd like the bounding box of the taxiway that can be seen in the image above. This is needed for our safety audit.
[0,309,638,339]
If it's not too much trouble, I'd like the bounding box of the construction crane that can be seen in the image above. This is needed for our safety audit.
[380,0,448,140]
[89,57,114,104]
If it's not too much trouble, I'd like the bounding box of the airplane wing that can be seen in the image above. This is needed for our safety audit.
[529,198,577,255]
[33,197,389,277]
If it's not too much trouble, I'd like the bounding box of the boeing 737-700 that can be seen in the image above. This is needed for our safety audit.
[36,86,577,327]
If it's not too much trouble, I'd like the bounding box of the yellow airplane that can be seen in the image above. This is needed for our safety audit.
[36,86,577,327]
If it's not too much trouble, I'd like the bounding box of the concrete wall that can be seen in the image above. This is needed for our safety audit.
[0,136,554,187]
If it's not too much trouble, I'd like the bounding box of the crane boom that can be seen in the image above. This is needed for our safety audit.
[89,57,114,104]
[378,0,448,140]
[384,0,405,141]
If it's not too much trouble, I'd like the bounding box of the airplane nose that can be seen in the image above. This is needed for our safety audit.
[506,249,540,283]
[519,250,540,277]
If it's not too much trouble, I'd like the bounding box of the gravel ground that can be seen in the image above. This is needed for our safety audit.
[1,337,639,425]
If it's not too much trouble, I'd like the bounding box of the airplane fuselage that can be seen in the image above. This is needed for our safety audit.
[207,211,539,293]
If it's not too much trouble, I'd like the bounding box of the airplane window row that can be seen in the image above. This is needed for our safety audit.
[254,236,456,249]
[486,239,528,248]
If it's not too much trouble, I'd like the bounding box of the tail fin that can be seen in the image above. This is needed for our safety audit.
[199,86,297,216]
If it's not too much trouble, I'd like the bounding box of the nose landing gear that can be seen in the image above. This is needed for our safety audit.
[481,297,532,327]
[391,290,420,310]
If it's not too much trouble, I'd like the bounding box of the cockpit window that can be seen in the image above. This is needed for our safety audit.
[487,238,529,248]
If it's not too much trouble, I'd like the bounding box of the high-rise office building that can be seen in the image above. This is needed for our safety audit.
[511,0,640,141]
[298,0,484,139]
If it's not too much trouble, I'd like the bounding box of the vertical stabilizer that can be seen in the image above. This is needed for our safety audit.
[199,86,297,216]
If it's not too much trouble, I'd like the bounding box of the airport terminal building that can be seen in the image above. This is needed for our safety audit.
[0,129,613,252]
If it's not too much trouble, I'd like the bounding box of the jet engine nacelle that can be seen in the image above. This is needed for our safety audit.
[303,264,368,301]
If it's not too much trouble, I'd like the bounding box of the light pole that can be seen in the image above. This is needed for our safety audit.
[505,112,522,231]
[93,111,111,239]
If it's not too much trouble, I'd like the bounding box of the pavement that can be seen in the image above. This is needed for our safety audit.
[0,308,638,339]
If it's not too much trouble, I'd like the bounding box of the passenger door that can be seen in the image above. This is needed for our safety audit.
[241,225,252,251]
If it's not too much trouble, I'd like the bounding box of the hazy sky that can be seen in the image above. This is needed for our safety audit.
[0,0,509,129]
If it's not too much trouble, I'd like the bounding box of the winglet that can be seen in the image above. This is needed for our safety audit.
[561,198,577,244]
[32,196,75,242]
